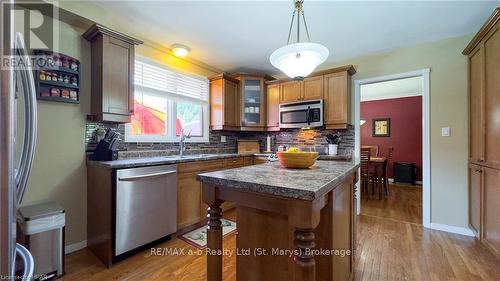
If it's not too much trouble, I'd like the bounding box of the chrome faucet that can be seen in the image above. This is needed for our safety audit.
[179,129,191,157]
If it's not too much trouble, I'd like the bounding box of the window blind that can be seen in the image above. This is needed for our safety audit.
[135,60,209,101]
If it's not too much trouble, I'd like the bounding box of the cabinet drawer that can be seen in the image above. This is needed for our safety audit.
[178,159,224,174]
[254,156,269,164]
[224,157,245,168]
[244,156,254,166]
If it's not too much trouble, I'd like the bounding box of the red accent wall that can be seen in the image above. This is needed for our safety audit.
[361,96,422,180]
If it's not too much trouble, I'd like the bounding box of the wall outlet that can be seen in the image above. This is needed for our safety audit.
[221,135,227,143]
[441,127,450,137]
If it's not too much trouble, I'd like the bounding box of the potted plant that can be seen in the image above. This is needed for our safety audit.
[326,133,342,156]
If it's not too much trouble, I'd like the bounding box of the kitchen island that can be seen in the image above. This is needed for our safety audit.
[197,160,359,281]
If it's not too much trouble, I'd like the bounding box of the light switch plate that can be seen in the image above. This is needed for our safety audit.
[221,135,227,143]
[441,127,450,137]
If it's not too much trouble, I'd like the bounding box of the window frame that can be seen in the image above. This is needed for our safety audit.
[125,57,210,143]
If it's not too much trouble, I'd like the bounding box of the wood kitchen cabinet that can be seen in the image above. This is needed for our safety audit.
[483,166,500,258]
[86,156,259,267]
[209,74,240,131]
[468,46,484,163]
[177,156,256,230]
[483,21,500,169]
[267,65,356,130]
[323,69,353,129]
[83,24,142,123]
[266,84,280,130]
[233,73,274,131]
[303,75,324,100]
[464,8,500,259]
[280,80,302,103]
[178,174,205,229]
[278,76,323,103]
[210,67,355,131]
[177,159,224,229]
[210,73,273,131]
[469,163,482,236]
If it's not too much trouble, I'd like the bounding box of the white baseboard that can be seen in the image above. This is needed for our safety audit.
[65,240,87,254]
[428,223,475,237]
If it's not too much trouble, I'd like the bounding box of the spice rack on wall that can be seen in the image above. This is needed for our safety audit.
[34,50,80,104]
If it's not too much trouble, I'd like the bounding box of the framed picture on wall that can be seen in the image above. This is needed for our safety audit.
[373,118,390,137]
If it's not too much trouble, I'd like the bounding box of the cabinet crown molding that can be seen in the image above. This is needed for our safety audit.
[82,23,143,45]
[230,72,275,81]
[463,8,500,55]
[208,73,240,83]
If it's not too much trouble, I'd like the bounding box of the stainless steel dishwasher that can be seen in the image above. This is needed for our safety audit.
[115,165,177,256]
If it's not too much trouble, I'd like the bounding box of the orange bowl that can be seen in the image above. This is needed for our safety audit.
[276,151,319,169]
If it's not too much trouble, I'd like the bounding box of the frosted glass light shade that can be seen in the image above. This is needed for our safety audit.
[270,42,329,79]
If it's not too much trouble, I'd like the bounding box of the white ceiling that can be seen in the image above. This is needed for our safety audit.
[360,76,422,102]
[85,0,500,74]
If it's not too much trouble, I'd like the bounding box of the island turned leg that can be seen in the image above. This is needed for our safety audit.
[293,228,316,281]
[207,201,223,281]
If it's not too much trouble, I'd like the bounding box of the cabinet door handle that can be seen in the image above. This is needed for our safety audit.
[476,169,483,173]
[478,159,485,162]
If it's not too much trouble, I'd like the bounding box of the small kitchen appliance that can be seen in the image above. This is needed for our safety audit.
[279,99,323,129]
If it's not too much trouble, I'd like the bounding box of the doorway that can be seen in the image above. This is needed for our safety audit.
[354,69,430,227]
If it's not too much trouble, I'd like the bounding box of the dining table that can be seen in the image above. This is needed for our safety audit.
[370,156,388,199]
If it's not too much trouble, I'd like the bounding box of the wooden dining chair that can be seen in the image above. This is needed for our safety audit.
[378,146,394,197]
[362,145,379,158]
[387,146,394,163]
[360,148,376,198]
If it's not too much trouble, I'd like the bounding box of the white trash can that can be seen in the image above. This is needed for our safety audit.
[17,202,65,280]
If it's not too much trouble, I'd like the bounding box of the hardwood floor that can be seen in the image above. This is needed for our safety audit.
[354,215,500,281]
[63,192,500,281]
[361,183,422,224]
[62,211,237,281]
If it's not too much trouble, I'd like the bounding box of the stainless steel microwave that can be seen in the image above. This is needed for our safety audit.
[279,99,324,129]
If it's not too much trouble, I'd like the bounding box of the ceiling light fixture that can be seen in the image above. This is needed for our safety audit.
[270,0,329,80]
[171,44,190,58]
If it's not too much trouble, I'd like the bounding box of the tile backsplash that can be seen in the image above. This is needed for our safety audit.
[85,121,354,159]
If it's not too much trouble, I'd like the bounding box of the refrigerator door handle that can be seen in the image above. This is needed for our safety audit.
[14,32,37,205]
[13,243,34,281]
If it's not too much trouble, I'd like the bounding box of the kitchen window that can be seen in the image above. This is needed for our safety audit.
[125,59,209,143]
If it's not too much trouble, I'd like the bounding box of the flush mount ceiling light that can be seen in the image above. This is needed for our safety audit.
[270,0,329,80]
[171,44,190,58]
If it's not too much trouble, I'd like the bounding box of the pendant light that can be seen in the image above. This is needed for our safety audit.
[270,0,329,80]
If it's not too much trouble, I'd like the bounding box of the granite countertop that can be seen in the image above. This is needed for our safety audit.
[197,160,358,201]
[87,153,352,169]
[86,153,255,169]
[255,153,351,161]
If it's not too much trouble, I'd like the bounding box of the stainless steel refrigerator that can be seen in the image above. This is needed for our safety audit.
[1,8,37,280]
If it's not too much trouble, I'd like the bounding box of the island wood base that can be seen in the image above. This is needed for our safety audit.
[202,171,357,281]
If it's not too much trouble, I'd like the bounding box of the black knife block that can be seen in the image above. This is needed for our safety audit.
[92,140,118,161]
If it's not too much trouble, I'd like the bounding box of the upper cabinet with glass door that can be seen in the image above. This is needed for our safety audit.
[232,73,274,131]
